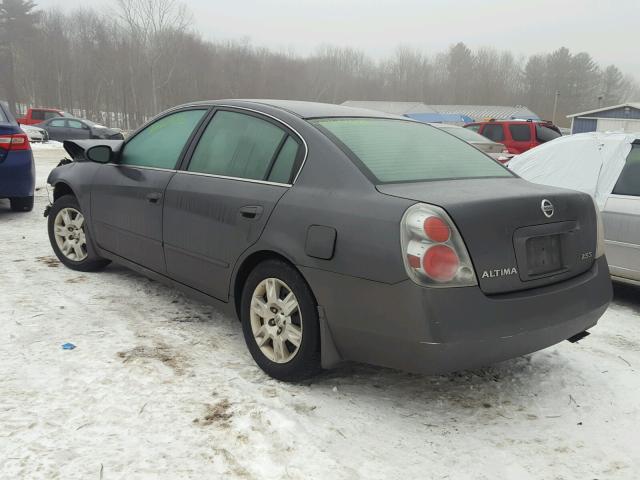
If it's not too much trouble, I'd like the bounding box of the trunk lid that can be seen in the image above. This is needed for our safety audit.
[378,178,598,294]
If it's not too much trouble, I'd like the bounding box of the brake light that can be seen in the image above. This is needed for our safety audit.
[401,203,477,287]
[0,133,31,151]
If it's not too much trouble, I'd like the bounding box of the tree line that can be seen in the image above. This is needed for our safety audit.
[1,0,638,129]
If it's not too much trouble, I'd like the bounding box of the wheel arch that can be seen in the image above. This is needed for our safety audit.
[52,181,76,201]
[232,249,315,318]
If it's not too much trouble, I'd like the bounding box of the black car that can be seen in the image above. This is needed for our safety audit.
[45,100,611,381]
[37,117,124,142]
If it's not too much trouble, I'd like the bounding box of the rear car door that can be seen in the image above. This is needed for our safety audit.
[46,118,67,141]
[163,108,303,300]
[603,143,640,282]
[66,119,91,139]
[90,108,208,273]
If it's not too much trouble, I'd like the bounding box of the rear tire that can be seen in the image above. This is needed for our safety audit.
[10,196,34,212]
[47,194,110,272]
[241,259,321,382]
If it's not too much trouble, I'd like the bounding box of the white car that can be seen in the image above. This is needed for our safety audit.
[509,132,640,286]
[20,124,49,143]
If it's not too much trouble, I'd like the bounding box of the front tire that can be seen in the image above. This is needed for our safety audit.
[10,196,34,212]
[241,259,321,381]
[47,194,110,272]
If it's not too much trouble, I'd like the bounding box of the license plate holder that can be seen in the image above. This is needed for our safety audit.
[525,234,563,276]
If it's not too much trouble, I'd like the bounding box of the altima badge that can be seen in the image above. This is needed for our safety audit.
[541,199,554,218]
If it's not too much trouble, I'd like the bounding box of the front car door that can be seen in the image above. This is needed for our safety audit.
[603,142,640,283]
[506,123,534,153]
[90,108,208,273]
[163,108,304,300]
[46,118,67,141]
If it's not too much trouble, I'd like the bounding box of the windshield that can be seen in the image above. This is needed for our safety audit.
[437,125,494,143]
[312,118,512,183]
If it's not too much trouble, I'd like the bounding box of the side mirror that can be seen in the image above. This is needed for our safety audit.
[86,145,112,164]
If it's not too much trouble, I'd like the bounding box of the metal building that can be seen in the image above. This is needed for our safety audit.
[568,103,640,134]
[341,101,540,123]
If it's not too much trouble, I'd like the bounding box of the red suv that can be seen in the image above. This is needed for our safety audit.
[464,120,561,154]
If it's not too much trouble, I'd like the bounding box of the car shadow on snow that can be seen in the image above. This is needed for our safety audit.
[613,282,640,314]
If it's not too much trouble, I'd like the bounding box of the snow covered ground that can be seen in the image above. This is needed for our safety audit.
[1,147,639,479]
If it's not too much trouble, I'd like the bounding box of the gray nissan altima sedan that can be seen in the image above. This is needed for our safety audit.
[45,100,612,381]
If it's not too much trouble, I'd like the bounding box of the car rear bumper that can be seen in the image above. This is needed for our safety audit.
[301,255,611,374]
[0,151,35,198]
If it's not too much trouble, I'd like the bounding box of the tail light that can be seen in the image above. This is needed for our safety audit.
[0,133,31,151]
[401,203,477,287]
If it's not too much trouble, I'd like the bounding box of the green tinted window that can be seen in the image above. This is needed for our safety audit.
[189,111,286,180]
[268,136,299,183]
[313,118,512,183]
[121,109,206,169]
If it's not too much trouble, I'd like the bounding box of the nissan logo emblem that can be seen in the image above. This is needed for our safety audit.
[541,199,554,218]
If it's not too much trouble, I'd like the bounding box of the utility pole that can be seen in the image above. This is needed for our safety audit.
[552,90,560,125]
[597,94,604,108]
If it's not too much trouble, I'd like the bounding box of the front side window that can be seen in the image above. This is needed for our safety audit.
[121,109,206,169]
[50,119,65,127]
[31,110,46,120]
[613,144,640,196]
[312,118,512,183]
[188,110,290,181]
[44,111,61,120]
[509,124,531,141]
[482,124,505,142]
[536,125,561,143]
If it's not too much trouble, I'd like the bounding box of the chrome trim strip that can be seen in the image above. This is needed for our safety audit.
[605,239,640,250]
[178,170,291,187]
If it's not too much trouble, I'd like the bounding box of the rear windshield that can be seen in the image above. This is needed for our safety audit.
[312,118,512,183]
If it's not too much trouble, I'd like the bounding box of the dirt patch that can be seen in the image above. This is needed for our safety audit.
[65,275,87,284]
[194,399,233,426]
[36,256,59,268]
[117,342,186,375]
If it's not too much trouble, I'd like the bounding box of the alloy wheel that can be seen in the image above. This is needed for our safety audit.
[250,277,303,363]
[53,207,88,262]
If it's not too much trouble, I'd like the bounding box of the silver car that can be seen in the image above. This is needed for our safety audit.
[603,141,640,286]
[432,123,513,163]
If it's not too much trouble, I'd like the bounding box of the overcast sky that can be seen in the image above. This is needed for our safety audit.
[37,0,640,79]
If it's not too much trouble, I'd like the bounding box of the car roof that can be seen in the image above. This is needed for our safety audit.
[183,99,405,120]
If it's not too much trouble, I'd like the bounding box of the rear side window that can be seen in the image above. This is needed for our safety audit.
[68,120,85,129]
[121,109,206,169]
[268,136,300,184]
[313,118,512,183]
[509,124,531,141]
[50,119,65,127]
[613,145,640,196]
[482,124,505,142]
[536,125,561,143]
[188,111,288,181]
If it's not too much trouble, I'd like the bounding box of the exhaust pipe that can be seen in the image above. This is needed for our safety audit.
[567,331,590,343]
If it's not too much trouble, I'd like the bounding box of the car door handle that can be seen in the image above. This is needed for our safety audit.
[146,192,163,204]
[239,205,263,219]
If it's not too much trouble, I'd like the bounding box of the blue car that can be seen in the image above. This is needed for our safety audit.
[0,101,35,212]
